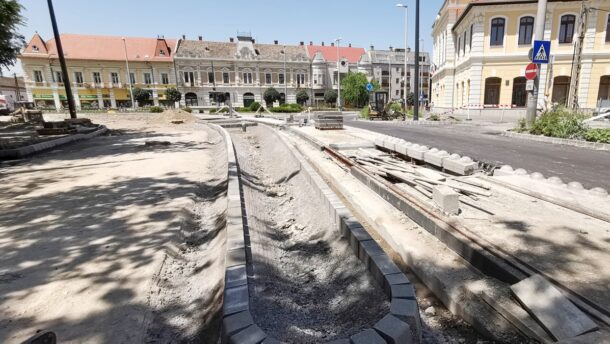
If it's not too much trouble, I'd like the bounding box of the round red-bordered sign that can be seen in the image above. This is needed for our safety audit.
[525,63,538,80]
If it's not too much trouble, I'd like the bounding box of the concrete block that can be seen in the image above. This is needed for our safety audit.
[349,225,373,256]
[223,285,249,316]
[226,248,247,268]
[494,165,515,177]
[370,254,402,287]
[350,329,386,344]
[383,273,411,296]
[222,310,254,338]
[325,339,350,344]
[340,217,359,238]
[424,149,450,168]
[383,139,396,151]
[358,239,385,269]
[443,155,477,175]
[374,314,413,344]
[225,265,247,289]
[391,284,416,299]
[261,338,281,344]
[390,298,422,342]
[407,144,428,161]
[395,143,410,156]
[432,185,460,215]
[511,274,598,341]
[228,324,266,344]
[375,137,385,147]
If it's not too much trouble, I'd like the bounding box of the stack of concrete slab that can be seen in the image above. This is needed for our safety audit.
[315,113,344,130]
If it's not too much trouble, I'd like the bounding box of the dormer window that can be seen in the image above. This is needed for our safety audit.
[159,49,166,56]
[32,45,39,52]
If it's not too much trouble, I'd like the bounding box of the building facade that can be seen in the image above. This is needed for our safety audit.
[20,34,177,110]
[431,0,610,113]
[362,47,431,103]
[0,76,26,109]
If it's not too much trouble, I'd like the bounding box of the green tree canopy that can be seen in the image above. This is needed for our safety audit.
[0,0,25,73]
[133,88,152,106]
[324,89,337,105]
[296,90,309,105]
[165,87,181,104]
[341,72,377,108]
[264,87,280,106]
[407,92,416,106]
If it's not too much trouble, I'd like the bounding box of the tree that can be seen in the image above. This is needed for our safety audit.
[0,0,24,74]
[341,72,376,108]
[133,87,152,106]
[165,87,181,107]
[324,89,337,105]
[264,87,280,107]
[296,90,309,105]
[407,92,416,107]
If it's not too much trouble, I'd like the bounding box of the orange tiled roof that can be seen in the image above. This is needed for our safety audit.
[21,34,176,62]
[306,45,366,64]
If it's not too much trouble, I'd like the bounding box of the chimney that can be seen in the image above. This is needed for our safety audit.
[300,41,304,46]
[309,41,313,46]
[230,37,234,43]
[198,36,202,41]
[370,45,374,51]
[349,43,352,48]
[182,34,186,40]
[331,42,335,47]
[322,41,325,46]
[274,40,278,45]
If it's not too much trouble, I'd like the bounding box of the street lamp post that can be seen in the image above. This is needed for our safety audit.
[335,37,342,111]
[414,0,420,120]
[283,46,288,104]
[396,4,408,110]
[420,38,424,110]
[122,37,135,110]
[47,0,76,118]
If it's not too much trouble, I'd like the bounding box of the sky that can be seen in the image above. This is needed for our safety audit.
[5,0,444,76]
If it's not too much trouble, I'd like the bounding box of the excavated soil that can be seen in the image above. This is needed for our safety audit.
[230,125,389,343]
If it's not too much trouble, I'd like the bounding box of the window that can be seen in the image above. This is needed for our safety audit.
[32,45,39,52]
[129,73,136,84]
[519,17,535,45]
[606,15,610,42]
[111,72,119,84]
[396,78,399,84]
[93,72,101,84]
[55,71,63,83]
[184,71,195,84]
[243,72,252,84]
[490,18,505,46]
[559,15,576,44]
[470,24,474,51]
[279,73,285,84]
[265,73,272,84]
[161,73,169,85]
[74,72,83,84]
[159,49,166,56]
[223,72,229,84]
[296,73,305,86]
[457,37,462,56]
[34,70,43,83]
[144,73,152,84]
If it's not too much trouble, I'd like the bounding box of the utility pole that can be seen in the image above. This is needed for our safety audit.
[525,0,548,127]
[396,4,409,110]
[13,73,21,101]
[47,0,76,118]
[335,37,342,111]
[568,0,588,110]
[122,38,135,109]
[414,0,420,121]
[283,46,288,104]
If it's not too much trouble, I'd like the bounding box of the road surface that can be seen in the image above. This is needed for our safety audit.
[347,120,610,190]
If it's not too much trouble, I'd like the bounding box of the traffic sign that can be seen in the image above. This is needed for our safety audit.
[526,79,535,91]
[532,40,551,64]
[366,83,374,92]
[525,63,538,80]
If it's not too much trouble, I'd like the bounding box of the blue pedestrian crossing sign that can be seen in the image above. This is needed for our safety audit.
[366,82,374,92]
[532,40,551,64]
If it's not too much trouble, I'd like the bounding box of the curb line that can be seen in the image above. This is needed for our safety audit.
[502,131,610,151]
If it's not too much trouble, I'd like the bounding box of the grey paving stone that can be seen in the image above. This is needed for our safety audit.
[349,329,386,344]
[225,265,247,289]
[391,284,416,299]
[370,254,401,287]
[326,339,350,344]
[223,285,249,316]
[228,324,266,344]
[358,239,385,269]
[222,310,254,338]
[374,314,413,344]
[390,298,422,342]
[261,337,281,344]
[226,248,246,268]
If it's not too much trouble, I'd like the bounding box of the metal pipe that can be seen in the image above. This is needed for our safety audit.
[122,37,135,109]
[47,0,76,118]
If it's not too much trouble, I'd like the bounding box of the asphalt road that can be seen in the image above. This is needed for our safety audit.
[347,120,610,190]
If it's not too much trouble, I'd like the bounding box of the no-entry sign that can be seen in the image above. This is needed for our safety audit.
[525,63,538,80]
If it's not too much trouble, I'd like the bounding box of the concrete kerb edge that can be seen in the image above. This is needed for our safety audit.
[0,125,109,160]
[502,130,610,151]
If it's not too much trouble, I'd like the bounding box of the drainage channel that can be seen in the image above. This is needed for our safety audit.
[217,123,421,343]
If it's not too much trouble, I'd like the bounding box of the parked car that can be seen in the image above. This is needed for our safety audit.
[0,95,10,115]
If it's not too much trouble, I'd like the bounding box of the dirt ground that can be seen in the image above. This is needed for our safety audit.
[0,113,226,344]
[231,125,389,343]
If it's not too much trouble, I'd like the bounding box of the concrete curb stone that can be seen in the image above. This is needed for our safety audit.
[502,131,610,151]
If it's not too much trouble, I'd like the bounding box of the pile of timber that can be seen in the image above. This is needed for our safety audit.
[349,149,491,200]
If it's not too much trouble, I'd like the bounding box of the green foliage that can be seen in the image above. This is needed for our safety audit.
[0,0,25,73]
[209,107,229,114]
[340,72,371,108]
[165,87,181,103]
[269,103,303,113]
[149,106,164,113]
[264,88,280,106]
[133,88,152,106]
[389,102,403,114]
[296,90,309,105]
[324,89,338,105]
[530,106,587,139]
[427,114,440,121]
[182,107,192,113]
[407,92,416,106]
[515,118,527,133]
[359,106,370,120]
[584,128,610,144]
[248,101,262,112]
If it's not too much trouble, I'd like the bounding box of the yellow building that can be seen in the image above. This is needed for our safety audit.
[19,34,177,110]
[431,0,610,115]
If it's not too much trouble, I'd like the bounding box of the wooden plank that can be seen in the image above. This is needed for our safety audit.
[511,274,599,341]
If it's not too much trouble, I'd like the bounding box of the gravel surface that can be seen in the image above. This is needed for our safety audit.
[231,125,389,343]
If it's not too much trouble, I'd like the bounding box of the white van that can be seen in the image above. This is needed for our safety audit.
[0,95,10,115]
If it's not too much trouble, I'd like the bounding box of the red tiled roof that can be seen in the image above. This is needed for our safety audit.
[306,45,365,64]
[22,34,176,62]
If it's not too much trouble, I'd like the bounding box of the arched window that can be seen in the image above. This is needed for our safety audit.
[552,76,571,105]
[598,76,610,101]
[243,92,255,107]
[512,77,527,107]
[490,18,505,46]
[559,15,576,44]
[519,17,535,45]
[185,92,198,107]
